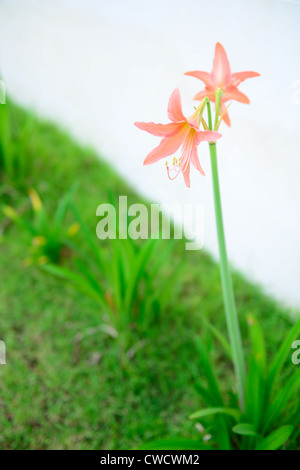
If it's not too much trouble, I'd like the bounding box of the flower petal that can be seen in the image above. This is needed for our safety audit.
[182,160,191,188]
[135,121,182,137]
[195,130,222,143]
[180,129,196,172]
[211,42,231,88]
[191,147,205,176]
[143,128,186,165]
[167,89,186,122]
[224,87,250,104]
[222,109,231,126]
[216,99,230,126]
[231,71,260,87]
[194,89,215,101]
[184,71,212,87]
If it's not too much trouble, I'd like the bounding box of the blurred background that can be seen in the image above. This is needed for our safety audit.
[1,0,300,451]
[0,0,299,309]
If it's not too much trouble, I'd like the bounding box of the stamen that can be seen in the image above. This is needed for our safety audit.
[166,157,181,181]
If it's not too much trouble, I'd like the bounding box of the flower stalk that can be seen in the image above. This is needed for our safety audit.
[207,90,246,410]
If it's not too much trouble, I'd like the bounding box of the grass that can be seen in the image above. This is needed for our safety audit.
[0,101,297,450]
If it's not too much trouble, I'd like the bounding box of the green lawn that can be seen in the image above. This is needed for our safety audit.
[0,102,297,450]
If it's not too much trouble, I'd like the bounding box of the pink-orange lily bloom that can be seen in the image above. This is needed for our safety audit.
[185,42,260,126]
[135,89,221,188]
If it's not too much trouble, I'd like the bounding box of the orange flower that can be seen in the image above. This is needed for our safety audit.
[185,42,260,126]
[135,89,221,187]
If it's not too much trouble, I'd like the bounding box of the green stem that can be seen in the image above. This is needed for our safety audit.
[214,89,222,130]
[206,93,246,410]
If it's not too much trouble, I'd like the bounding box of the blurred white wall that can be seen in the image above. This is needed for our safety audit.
[0,0,300,310]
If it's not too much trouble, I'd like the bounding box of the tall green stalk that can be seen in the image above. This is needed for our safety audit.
[206,91,246,410]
